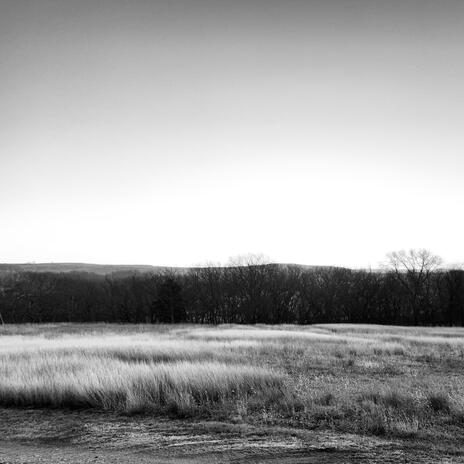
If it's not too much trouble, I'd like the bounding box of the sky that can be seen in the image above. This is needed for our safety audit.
[1,0,463,268]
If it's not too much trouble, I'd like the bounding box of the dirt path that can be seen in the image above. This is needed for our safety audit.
[0,408,462,463]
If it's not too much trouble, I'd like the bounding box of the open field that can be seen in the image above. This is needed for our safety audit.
[1,323,464,462]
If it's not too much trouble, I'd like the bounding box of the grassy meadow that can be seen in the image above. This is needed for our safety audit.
[1,323,464,442]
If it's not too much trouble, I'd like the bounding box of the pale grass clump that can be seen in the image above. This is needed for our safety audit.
[189,327,352,343]
[189,327,413,359]
[0,334,258,353]
[0,353,284,413]
[0,331,284,414]
[0,334,260,364]
[315,324,464,337]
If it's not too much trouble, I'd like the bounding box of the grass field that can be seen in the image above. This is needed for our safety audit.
[1,323,464,445]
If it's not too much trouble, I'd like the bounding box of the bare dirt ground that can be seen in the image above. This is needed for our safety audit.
[0,408,462,463]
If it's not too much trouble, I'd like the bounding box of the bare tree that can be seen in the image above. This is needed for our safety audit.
[385,249,442,324]
[227,254,271,323]
[441,265,464,326]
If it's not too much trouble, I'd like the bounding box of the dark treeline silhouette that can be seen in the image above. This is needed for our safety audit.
[0,251,463,326]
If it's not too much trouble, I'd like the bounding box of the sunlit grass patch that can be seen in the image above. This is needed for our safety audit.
[0,334,260,363]
[0,356,284,414]
[188,327,346,343]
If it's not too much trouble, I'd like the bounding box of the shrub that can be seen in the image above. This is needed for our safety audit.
[428,392,450,413]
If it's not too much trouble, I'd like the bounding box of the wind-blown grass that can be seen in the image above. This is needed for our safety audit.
[0,332,283,414]
[1,323,464,442]
[0,355,283,414]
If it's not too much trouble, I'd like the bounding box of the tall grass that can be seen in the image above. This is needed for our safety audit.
[1,323,464,440]
[0,354,283,414]
[0,332,284,414]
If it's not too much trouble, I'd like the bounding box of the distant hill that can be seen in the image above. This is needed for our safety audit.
[0,262,344,276]
[0,263,172,275]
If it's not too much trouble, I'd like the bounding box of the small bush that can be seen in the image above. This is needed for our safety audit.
[428,392,450,413]
[343,358,355,368]
[315,392,335,406]
[393,346,405,356]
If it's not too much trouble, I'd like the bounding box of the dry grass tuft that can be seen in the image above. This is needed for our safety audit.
[0,355,283,414]
[427,392,451,413]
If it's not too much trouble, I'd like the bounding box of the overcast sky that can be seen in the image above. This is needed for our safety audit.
[1,0,463,267]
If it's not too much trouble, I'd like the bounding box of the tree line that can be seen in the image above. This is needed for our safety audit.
[0,250,463,326]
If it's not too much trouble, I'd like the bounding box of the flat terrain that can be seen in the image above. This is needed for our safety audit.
[0,408,461,463]
[1,324,464,462]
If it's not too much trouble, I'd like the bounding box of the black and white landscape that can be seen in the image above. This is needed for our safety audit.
[1,0,464,462]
